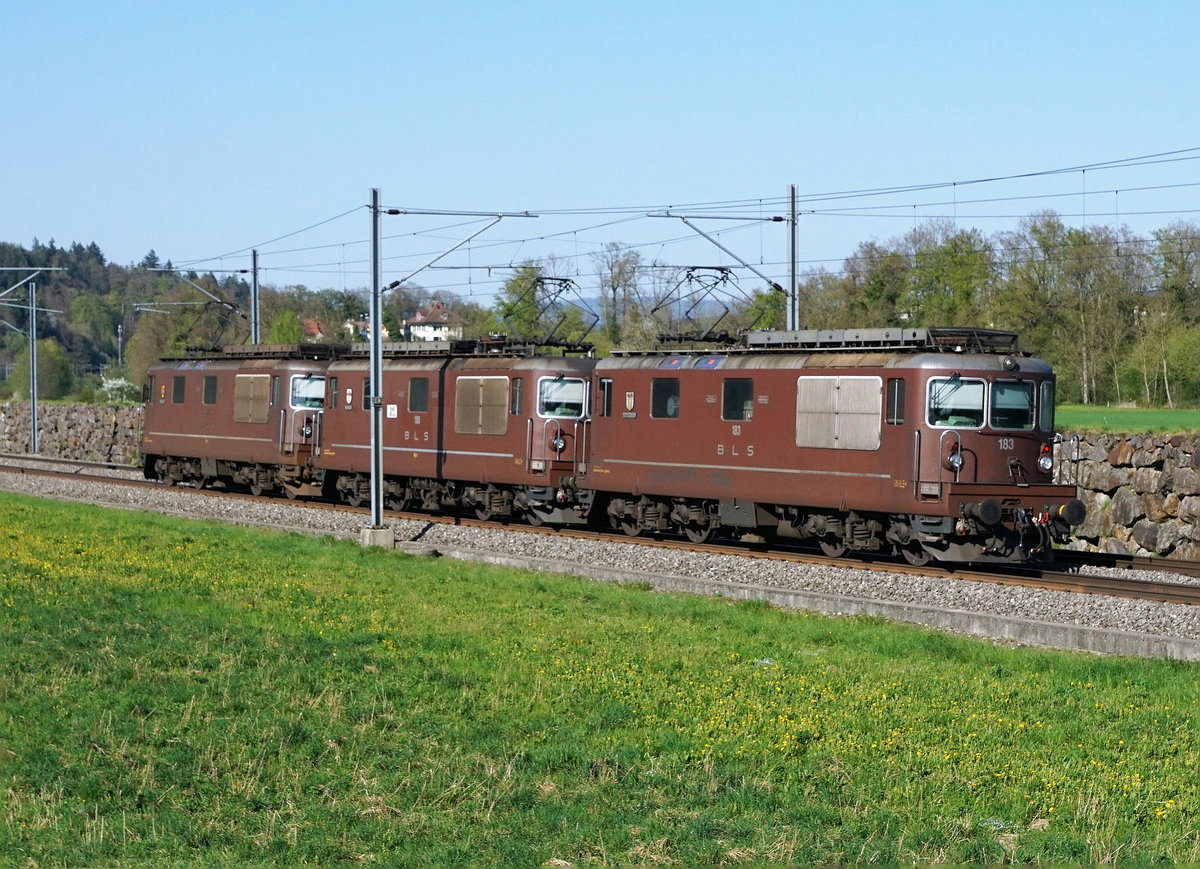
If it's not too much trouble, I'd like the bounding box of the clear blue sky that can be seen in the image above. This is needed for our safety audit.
[3,0,1198,304]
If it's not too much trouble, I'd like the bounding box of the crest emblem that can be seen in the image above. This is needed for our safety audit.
[625,391,635,413]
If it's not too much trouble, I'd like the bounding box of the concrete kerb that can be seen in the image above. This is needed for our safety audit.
[395,542,1200,662]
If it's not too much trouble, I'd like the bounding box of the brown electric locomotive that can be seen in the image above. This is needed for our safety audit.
[585,327,1084,563]
[316,342,595,523]
[141,344,339,497]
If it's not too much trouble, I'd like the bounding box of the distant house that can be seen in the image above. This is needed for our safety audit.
[300,318,325,341]
[342,318,390,341]
[404,301,463,342]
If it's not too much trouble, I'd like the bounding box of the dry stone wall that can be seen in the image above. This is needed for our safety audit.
[2,401,1197,559]
[0,402,142,465]
[1060,432,1200,559]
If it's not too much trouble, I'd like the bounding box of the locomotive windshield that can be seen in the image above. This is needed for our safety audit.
[990,381,1035,430]
[538,377,586,418]
[291,375,326,409]
[927,377,984,428]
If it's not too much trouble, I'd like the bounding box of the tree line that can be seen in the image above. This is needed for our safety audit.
[3,210,1199,406]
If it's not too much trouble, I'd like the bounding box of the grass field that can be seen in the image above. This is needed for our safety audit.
[1056,404,1200,435]
[1,491,1198,865]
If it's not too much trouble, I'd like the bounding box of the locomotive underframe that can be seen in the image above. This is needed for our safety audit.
[326,470,596,525]
[147,453,320,499]
[600,488,1074,564]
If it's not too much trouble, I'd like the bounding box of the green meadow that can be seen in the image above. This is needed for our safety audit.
[1,491,1197,865]
[1057,404,1200,435]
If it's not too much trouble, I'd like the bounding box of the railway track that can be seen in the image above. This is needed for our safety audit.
[5,458,1200,610]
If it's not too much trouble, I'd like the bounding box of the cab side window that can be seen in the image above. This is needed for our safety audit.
[722,378,753,421]
[651,378,680,419]
[409,377,429,413]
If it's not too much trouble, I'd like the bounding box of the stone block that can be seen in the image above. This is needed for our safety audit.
[1172,541,1200,560]
[1076,461,1130,494]
[1171,466,1200,496]
[1132,447,1164,468]
[1130,519,1160,552]
[1073,491,1110,539]
[1106,440,1135,466]
[1110,486,1144,526]
[1156,519,1186,554]
[1099,536,1132,555]
[1140,493,1168,523]
[1130,467,1168,495]
[1179,495,1200,523]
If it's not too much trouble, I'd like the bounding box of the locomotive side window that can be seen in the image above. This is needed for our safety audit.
[203,376,218,405]
[271,375,280,406]
[409,377,429,413]
[598,378,613,418]
[651,378,680,419]
[172,375,186,404]
[538,377,586,418]
[234,374,270,423]
[362,377,371,411]
[455,376,510,435]
[886,378,905,425]
[291,375,325,409]
[722,378,754,421]
[990,380,1035,430]
[927,377,984,428]
[328,377,338,410]
[510,378,523,414]
[1040,381,1055,431]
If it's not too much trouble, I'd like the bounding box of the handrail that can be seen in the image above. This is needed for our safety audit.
[938,428,963,484]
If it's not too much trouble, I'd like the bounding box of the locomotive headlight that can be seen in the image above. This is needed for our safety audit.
[552,434,566,454]
[947,449,964,472]
[1037,443,1054,473]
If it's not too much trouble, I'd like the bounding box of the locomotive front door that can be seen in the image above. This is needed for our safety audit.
[530,375,589,477]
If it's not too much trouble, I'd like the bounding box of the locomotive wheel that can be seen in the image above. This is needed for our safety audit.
[684,523,714,544]
[899,541,931,566]
[818,537,847,557]
[283,485,299,501]
[344,491,365,508]
[250,483,265,497]
[525,507,546,526]
[474,486,500,521]
[609,512,640,537]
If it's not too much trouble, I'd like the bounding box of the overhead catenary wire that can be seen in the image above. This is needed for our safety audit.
[167,147,1200,302]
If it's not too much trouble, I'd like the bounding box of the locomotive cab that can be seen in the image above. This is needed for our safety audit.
[907,350,1085,562]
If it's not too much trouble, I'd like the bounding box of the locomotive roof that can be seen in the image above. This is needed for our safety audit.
[613,326,1022,357]
[158,342,349,362]
[601,327,1050,374]
[160,336,594,363]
